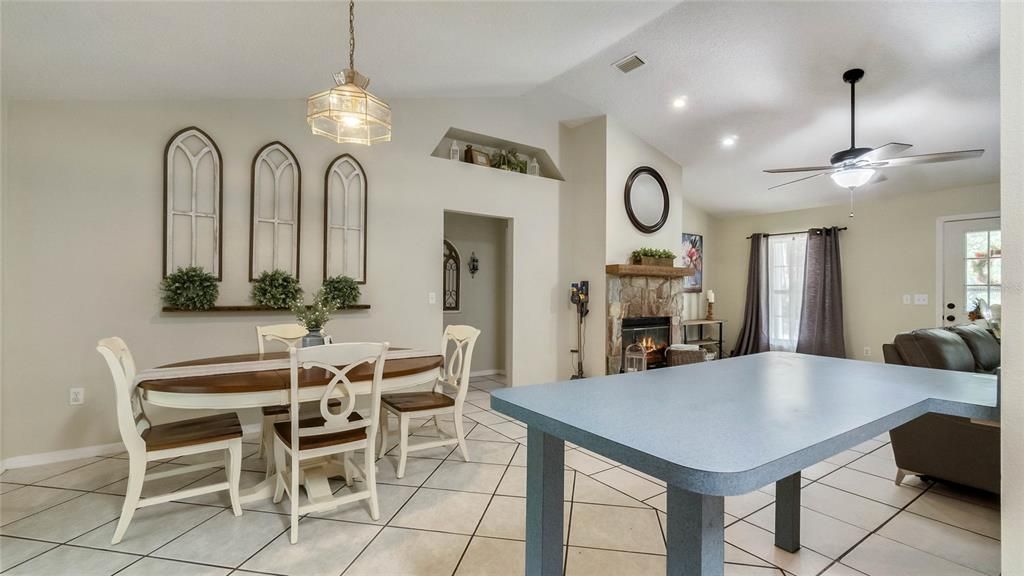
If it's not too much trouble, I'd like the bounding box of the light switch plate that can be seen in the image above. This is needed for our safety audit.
[902,294,912,305]
[69,388,85,405]
[914,294,929,305]
[428,292,437,305]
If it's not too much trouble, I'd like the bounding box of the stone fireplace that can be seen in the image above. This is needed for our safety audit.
[606,266,688,374]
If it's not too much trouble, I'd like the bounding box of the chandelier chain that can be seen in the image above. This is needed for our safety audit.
[348,0,355,71]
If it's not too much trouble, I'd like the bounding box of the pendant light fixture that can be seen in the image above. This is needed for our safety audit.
[307,0,391,145]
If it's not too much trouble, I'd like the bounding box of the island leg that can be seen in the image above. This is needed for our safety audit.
[774,472,801,552]
[666,485,724,576]
[525,427,564,576]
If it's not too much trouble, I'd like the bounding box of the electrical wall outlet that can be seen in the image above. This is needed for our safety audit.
[863,346,872,357]
[914,293,929,305]
[902,294,912,305]
[428,292,437,305]
[69,387,85,406]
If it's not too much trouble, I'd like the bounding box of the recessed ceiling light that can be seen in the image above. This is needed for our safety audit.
[721,135,738,148]
[672,97,688,109]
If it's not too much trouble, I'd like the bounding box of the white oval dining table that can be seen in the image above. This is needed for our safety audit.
[138,350,444,504]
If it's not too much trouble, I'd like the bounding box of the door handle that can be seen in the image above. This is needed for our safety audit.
[946,315,956,322]
[946,302,956,310]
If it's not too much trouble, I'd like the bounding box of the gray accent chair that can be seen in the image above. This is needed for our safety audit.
[881,324,1000,494]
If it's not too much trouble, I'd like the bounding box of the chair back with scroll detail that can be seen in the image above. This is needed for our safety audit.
[436,325,481,405]
[97,337,150,455]
[256,323,308,354]
[273,341,389,544]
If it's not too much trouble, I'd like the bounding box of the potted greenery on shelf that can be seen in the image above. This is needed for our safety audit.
[251,269,302,309]
[291,290,337,347]
[631,248,677,267]
[322,275,361,308]
[161,266,219,310]
[491,148,527,173]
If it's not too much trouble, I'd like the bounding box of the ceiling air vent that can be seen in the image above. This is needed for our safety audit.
[613,53,645,74]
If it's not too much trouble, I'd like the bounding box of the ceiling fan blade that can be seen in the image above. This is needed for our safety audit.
[768,171,832,190]
[857,142,912,163]
[868,149,984,168]
[763,166,834,174]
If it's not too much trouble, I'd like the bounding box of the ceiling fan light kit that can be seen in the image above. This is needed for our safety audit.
[307,0,392,145]
[764,67,984,212]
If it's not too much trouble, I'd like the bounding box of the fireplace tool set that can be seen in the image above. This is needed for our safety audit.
[569,281,590,379]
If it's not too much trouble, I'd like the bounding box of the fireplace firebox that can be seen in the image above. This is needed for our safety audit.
[620,316,671,371]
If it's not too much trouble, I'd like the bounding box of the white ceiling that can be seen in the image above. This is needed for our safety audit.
[537,1,1001,215]
[2,1,1001,215]
[0,0,676,99]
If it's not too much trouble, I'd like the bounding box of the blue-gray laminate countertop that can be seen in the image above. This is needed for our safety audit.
[491,352,998,496]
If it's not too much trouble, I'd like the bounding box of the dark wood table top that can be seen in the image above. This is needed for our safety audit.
[140,353,443,394]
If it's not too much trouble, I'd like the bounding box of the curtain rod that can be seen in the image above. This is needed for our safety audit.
[745,227,847,240]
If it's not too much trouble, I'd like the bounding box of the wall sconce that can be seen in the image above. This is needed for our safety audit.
[468,252,480,278]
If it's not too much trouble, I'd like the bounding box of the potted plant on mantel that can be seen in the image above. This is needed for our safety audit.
[631,248,676,267]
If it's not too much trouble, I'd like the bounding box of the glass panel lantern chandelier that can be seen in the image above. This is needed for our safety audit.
[307,0,391,145]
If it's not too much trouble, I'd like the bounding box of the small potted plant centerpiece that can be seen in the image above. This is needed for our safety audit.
[631,248,676,267]
[291,290,337,347]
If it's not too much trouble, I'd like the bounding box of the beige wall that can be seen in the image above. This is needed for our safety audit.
[558,118,608,378]
[605,117,715,321]
[713,182,1000,360]
[2,98,563,459]
[557,116,715,378]
[1000,0,1023,569]
[443,211,507,374]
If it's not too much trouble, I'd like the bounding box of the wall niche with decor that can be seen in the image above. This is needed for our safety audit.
[430,127,564,181]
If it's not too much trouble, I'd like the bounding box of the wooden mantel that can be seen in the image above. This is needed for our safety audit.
[605,264,695,278]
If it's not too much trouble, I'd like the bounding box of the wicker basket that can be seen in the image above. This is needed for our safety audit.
[667,348,708,366]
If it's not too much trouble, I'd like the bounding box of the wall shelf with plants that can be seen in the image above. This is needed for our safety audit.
[160,268,369,312]
[430,127,564,181]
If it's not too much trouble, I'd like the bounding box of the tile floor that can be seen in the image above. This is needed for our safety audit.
[0,375,1001,575]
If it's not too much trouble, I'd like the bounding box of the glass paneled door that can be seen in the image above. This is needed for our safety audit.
[941,216,1001,326]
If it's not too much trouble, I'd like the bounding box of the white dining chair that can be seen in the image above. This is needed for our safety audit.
[96,337,243,545]
[255,323,335,464]
[272,341,388,544]
[380,325,480,478]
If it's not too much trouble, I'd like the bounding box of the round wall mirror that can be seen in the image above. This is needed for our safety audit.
[624,166,669,233]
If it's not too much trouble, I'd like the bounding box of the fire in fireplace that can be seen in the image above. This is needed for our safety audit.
[621,316,671,370]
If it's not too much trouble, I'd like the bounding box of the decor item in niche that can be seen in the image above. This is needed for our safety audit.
[681,233,704,292]
[706,290,716,320]
[630,247,676,267]
[164,127,223,279]
[324,154,367,283]
[322,275,361,308]
[527,157,540,176]
[291,290,337,347]
[491,148,527,173]
[251,269,302,309]
[624,166,669,233]
[463,144,474,163]
[161,266,219,311]
[443,239,461,312]
[468,147,491,167]
[306,0,391,145]
[250,142,301,281]
[468,252,480,277]
[449,140,460,161]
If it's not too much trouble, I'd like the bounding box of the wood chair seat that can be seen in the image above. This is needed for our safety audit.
[381,392,454,413]
[273,412,366,451]
[142,413,243,451]
[262,398,342,417]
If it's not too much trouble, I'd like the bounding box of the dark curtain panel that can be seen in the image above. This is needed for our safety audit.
[797,227,846,357]
[732,234,770,356]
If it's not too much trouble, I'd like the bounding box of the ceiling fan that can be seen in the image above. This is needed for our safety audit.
[763,68,984,199]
